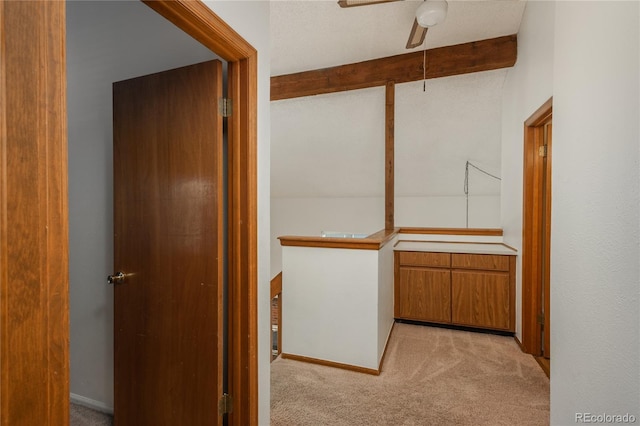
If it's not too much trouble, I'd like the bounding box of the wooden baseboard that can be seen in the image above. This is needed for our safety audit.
[513,335,525,352]
[281,353,380,376]
[281,322,395,376]
[534,356,550,378]
[513,335,549,378]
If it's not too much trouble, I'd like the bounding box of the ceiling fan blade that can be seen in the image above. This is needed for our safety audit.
[338,0,403,8]
[406,18,427,49]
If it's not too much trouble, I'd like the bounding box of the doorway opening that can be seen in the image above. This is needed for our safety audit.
[521,97,552,377]
[68,1,258,424]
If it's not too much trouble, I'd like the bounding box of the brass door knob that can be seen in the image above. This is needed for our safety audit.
[107,271,126,285]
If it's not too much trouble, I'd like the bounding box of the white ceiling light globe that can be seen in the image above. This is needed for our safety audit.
[416,0,448,28]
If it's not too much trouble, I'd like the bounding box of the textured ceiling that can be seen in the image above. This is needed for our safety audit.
[271,0,526,76]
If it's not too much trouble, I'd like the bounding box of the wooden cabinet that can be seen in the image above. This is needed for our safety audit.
[395,251,515,333]
[397,268,451,322]
[452,270,511,330]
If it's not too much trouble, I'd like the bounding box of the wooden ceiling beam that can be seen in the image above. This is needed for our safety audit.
[271,34,517,101]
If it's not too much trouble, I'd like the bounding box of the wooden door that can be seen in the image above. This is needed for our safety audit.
[452,270,510,330]
[398,267,451,323]
[112,60,224,426]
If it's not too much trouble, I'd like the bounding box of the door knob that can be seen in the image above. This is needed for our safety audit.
[107,271,126,285]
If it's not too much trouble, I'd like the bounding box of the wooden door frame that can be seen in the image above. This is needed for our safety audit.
[141,3,258,424]
[0,0,258,424]
[521,97,552,356]
[1,2,69,424]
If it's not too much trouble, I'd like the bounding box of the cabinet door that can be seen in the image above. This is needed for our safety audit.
[452,270,510,330]
[398,267,451,323]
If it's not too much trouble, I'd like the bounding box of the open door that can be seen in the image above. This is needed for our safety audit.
[112,60,224,425]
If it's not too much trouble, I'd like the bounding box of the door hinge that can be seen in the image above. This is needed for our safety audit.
[218,393,233,415]
[219,98,232,118]
[538,145,548,157]
[537,313,545,325]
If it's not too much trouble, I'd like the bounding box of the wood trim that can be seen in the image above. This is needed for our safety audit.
[279,228,398,251]
[543,121,552,358]
[143,2,259,424]
[366,228,399,246]
[338,0,400,8]
[521,121,540,354]
[142,0,256,61]
[278,236,383,250]
[270,273,282,362]
[270,272,283,300]
[399,227,503,236]
[524,97,553,127]
[513,335,525,352]
[1,1,70,424]
[277,292,282,361]
[281,353,380,376]
[385,81,395,230]
[278,227,503,251]
[521,98,552,356]
[227,56,258,425]
[509,256,517,334]
[534,356,550,378]
[271,35,517,100]
[394,252,401,318]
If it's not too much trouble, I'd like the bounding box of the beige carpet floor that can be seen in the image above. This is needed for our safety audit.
[70,403,112,426]
[271,322,549,426]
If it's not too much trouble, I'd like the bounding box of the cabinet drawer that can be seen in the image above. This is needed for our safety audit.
[398,251,450,268]
[451,253,509,271]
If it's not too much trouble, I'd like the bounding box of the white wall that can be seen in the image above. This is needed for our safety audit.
[68,1,271,422]
[282,246,381,368]
[271,71,505,277]
[502,1,639,423]
[500,1,555,339]
[551,2,639,423]
[395,72,504,228]
[377,237,397,362]
[282,244,396,370]
[270,197,384,277]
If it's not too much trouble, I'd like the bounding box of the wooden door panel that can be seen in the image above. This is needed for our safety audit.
[452,270,510,330]
[398,268,451,323]
[113,60,223,426]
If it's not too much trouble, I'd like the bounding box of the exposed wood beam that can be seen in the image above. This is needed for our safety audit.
[271,35,517,101]
[385,81,395,230]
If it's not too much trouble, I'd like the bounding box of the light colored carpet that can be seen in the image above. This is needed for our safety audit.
[70,403,112,426]
[271,322,549,426]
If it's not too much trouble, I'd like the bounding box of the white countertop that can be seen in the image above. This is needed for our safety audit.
[394,241,517,256]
